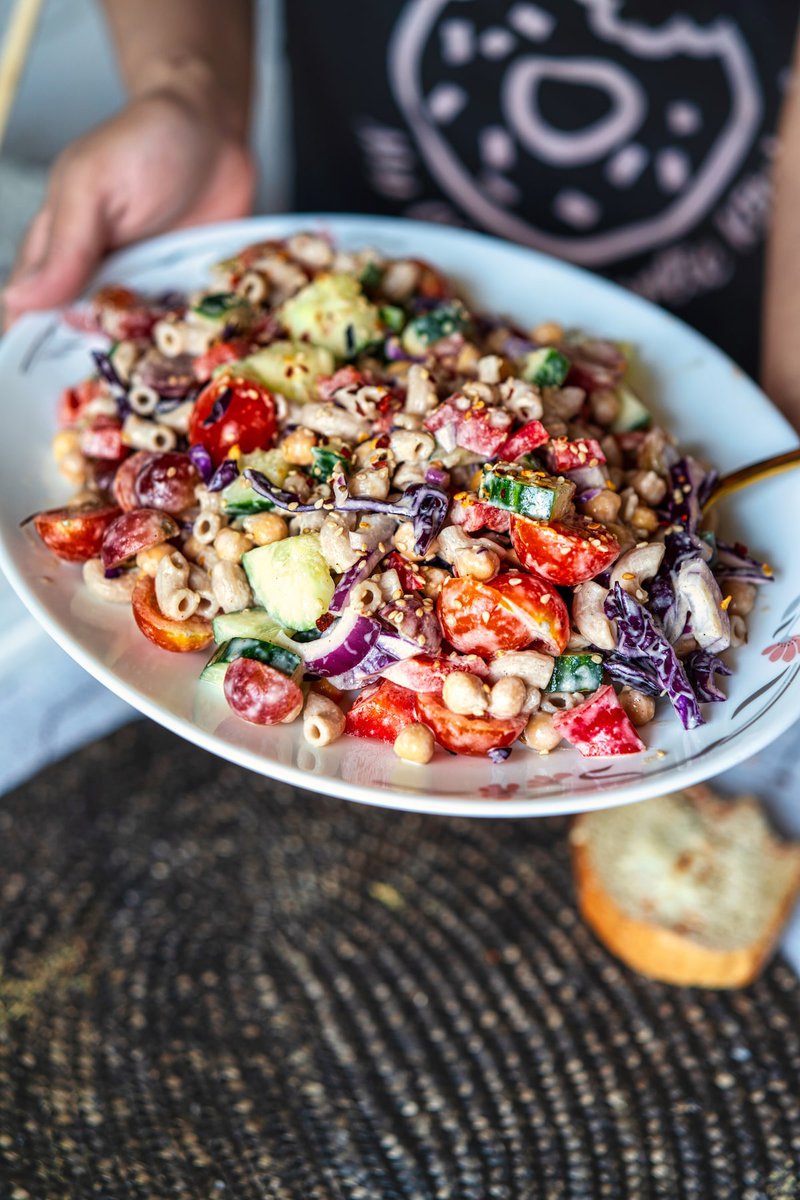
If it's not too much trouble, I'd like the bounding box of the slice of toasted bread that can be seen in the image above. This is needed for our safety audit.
[570,787,800,988]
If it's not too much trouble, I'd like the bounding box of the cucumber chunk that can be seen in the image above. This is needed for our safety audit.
[310,443,350,482]
[239,340,335,404]
[520,347,570,388]
[610,384,651,433]
[478,461,576,522]
[200,637,302,686]
[221,449,289,516]
[545,653,604,693]
[401,301,469,357]
[242,533,334,630]
[279,273,383,359]
[192,291,243,320]
[212,607,285,645]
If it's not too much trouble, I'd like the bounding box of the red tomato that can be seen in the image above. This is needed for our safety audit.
[416,692,526,756]
[131,574,213,653]
[316,366,370,402]
[80,417,124,461]
[91,285,162,340]
[411,259,451,300]
[33,501,121,563]
[345,680,417,743]
[188,374,277,466]
[224,658,303,725]
[101,508,179,569]
[425,398,511,457]
[510,514,620,587]
[496,420,549,460]
[380,652,487,693]
[546,436,607,473]
[437,572,569,657]
[450,494,510,534]
[193,340,251,384]
[551,685,645,757]
[382,551,425,592]
[58,378,106,428]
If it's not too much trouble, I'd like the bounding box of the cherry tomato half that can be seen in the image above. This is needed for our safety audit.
[131,574,213,654]
[510,514,620,587]
[437,572,570,657]
[188,374,278,466]
[224,658,303,725]
[416,692,526,756]
[33,501,121,564]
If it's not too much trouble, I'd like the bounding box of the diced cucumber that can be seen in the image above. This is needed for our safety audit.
[212,607,284,645]
[200,637,302,686]
[401,301,469,357]
[520,347,570,388]
[279,273,384,359]
[478,461,576,521]
[242,533,334,630]
[545,653,604,693]
[610,384,651,433]
[239,340,335,404]
[192,292,244,320]
[221,449,289,516]
[310,443,350,482]
[379,304,406,333]
[360,261,384,291]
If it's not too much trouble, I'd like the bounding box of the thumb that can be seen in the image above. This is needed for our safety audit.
[4,174,108,323]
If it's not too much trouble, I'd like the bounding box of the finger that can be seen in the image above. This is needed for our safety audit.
[8,205,54,285]
[4,172,108,322]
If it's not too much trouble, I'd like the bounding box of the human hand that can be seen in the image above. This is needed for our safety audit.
[3,90,255,327]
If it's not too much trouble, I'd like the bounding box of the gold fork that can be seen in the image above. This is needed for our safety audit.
[702,447,800,512]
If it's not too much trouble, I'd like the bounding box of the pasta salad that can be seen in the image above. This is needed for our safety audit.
[31,233,772,764]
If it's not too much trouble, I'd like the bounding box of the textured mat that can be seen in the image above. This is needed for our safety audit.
[0,720,799,1200]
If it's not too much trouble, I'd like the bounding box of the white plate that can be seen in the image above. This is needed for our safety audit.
[1,214,799,818]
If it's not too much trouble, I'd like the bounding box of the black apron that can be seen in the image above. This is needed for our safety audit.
[285,0,799,378]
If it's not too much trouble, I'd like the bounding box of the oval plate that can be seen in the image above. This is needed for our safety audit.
[1,214,799,817]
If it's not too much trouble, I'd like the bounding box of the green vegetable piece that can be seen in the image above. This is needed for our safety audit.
[478,461,575,521]
[242,533,334,630]
[212,607,285,645]
[200,637,301,686]
[360,261,384,291]
[239,340,335,404]
[193,292,242,320]
[520,346,570,388]
[279,273,384,359]
[401,301,469,357]
[220,450,289,516]
[379,304,406,333]
[545,653,604,693]
[610,384,652,433]
[310,443,350,482]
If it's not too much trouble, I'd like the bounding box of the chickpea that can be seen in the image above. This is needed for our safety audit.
[57,449,88,486]
[442,672,488,717]
[630,505,659,534]
[242,512,289,546]
[453,546,500,582]
[724,579,757,617]
[394,723,435,764]
[531,320,564,344]
[214,527,254,563]
[618,687,656,727]
[628,468,668,506]
[581,489,622,525]
[488,677,526,720]
[51,429,81,463]
[420,566,450,599]
[589,388,620,427]
[522,711,562,754]
[136,543,173,577]
[280,427,317,465]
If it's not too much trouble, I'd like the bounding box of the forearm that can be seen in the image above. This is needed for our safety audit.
[102,0,254,141]
[762,31,800,428]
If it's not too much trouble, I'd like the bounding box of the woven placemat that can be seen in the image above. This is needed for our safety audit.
[0,720,798,1200]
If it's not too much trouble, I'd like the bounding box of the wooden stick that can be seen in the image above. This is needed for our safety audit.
[0,0,45,153]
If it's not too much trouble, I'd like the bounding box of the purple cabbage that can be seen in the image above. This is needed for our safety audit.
[714,540,774,586]
[684,650,732,703]
[244,470,449,555]
[604,583,704,730]
[648,528,707,622]
[92,349,129,417]
[660,456,714,535]
[488,746,512,763]
[329,546,390,615]
[189,444,214,483]
[202,386,233,428]
[208,459,240,492]
[602,653,661,697]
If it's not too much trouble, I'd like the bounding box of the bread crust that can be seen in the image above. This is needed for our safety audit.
[571,811,800,989]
